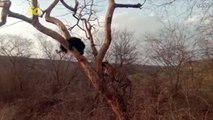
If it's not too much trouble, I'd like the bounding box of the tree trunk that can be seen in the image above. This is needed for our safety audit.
[78,60,129,120]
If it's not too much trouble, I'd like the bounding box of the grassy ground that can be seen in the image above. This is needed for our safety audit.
[0,57,212,120]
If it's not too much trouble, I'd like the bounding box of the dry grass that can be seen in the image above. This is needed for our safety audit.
[0,56,212,120]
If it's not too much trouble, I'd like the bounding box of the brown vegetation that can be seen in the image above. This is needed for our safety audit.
[0,55,212,120]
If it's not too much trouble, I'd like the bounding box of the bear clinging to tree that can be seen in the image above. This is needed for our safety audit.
[59,37,85,55]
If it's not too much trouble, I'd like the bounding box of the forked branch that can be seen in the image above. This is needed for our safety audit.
[43,0,70,39]
[96,0,145,72]
[60,0,78,14]
[84,20,98,56]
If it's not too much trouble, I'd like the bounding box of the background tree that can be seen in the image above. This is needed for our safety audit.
[109,29,138,99]
[36,33,78,94]
[111,29,138,68]
[0,34,35,99]
[145,24,193,94]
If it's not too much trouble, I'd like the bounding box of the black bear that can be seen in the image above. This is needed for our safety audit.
[60,37,85,55]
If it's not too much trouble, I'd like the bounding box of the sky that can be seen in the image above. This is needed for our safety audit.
[0,0,211,58]
[1,0,207,35]
[0,0,163,37]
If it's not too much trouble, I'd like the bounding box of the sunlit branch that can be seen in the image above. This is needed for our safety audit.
[43,0,70,39]
[8,11,32,23]
[97,0,145,72]
[60,0,78,13]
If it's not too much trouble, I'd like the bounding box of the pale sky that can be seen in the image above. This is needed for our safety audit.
[0,0,163,36]
[1,0,207,35]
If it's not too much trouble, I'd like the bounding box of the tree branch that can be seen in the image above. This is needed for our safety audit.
[84,20,98,56]
[7,9,66,50]
[8,11,32,24]
[115,0,146,9]
[60,0,78,14]
[157,0,176,7]
[29,0,68,49]
[115,3,143,8]
[0,1,11,26]
[44,0,70,39]
[96,0,145,72]
[96,0,115,72]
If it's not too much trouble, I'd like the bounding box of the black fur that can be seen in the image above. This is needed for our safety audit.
[60,37,85,55]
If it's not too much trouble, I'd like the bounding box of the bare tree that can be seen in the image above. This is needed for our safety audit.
[145,24,193,94]
[36,33,78,94]
[197,29,213,80]
[105,29,138,99]
[0,34,33,58]
[111,29,138,67]
[0,34,34,92]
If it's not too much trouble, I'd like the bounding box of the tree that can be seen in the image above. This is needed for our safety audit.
[36,33,78,94]
[197,25,213,80]
[145,24,193,94]
[111,29,138,67]
[0,34,33,58]
[0,34,34,93]
[0,0,145,119]
[105,29,138,99]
